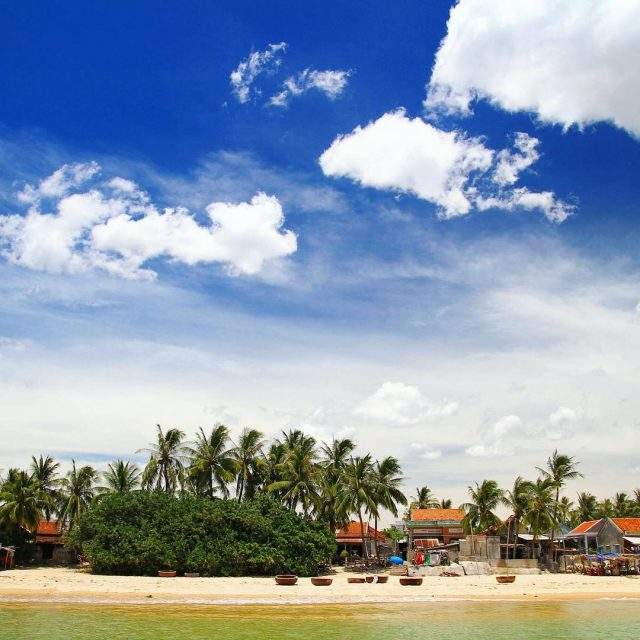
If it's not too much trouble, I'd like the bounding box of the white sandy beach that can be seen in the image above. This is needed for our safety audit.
[0,568,638,605]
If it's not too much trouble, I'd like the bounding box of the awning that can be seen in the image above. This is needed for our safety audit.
[624,536,640,545]
[517,534,549,541]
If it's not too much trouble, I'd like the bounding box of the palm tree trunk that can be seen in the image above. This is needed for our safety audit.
[550,487,559,561]
[374,514,380,563]
[358,510,368,560]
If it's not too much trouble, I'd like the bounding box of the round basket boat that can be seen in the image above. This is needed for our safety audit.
[275,574,298,586]
[495,575,516,584]
[399,576,423,586]
[365,575,375,583]
[347,577,366,584]
[310,577,333,586]
[375,575,389,584]
[158,570,176,578]
[184,572,200,578]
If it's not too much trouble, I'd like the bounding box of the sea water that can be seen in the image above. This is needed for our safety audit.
[1,600,639,639]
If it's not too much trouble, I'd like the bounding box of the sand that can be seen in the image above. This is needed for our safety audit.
[0,567,638,606]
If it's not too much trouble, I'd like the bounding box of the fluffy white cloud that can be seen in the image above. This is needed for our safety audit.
[17,161,100,204]
[466,414,522,457]
[320,109,571,221]
[409,442,443,460]
[0,167,297,280]
[425,0,640,138]
[230,42,287,104]
[354,381,458,426]
[320,109,493,218]
[269,68,350,107]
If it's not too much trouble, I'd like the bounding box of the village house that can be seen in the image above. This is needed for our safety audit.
[335,521,388,558]
[565,517,640,555]
[405,508,465,556]
[34,520,69,564]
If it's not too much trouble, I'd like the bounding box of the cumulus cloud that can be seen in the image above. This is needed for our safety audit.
[319,109,572,221]
[354,381,458,426]
[230,42,287,104]
[409,442,443,460]
[17,161,100,204]
[269,68,350,107]
[466,414,522,457]
[0,165,297,280]
[425,0,640,138]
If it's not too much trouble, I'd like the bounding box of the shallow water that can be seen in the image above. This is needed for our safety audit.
[1,600,639,639]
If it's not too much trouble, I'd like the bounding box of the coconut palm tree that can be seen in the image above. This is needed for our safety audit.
[410,486,439,510]
[556,495,574,526]
[439,498,453,509]
[596,498,615,518]
[268,435,319,514]
[316,438,355,533]
[29,455,60,520]
[501,476,533,559]
[58,461,97,530]
[139,425,188,494]
[576,491,598,523]
[337,455,377,560]
[523,477,556,558]
[99,460,140,494]
[613,492,632,517]
[0,469,41,533]
[232,428,265,501]
[187,425,237,498]
[461,480,504,533]
[537,450,582,557]
[372,456,407,560]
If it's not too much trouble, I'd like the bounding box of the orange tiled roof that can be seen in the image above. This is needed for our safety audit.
[568,519,601,535]
[36,520,61,535]
[611,518,640,534]
[410,508,464,522]
[335,521,386,541]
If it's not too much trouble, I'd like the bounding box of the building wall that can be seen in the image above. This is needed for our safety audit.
[596,521,623,553]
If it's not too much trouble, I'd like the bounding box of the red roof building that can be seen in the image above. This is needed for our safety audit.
[566,517,640,554]
[335,521,387,544]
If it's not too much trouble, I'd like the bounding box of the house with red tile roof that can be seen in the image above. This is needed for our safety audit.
[405,508,466,554]
[34,520,70,564]
[566,517,640,554]
[335,521,388,558]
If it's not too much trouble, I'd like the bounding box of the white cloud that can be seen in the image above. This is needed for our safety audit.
[230,42,287,104]
[269,68,350,107]
[425,0,640,138]
[409,442,443,460]
[354,381,458,426]
[17,161,100,204]
[466,414,522,457]
[0,167,297,280]
[319,109,571,221]
[492,133,540,187]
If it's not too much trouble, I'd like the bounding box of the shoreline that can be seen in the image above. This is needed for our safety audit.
[0,568,638,607]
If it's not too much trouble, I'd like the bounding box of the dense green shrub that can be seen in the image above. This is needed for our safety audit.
[68,491,335,576]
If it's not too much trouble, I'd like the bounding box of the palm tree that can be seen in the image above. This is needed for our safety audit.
[461,480,504,533]
[576,491,598,522]
[268,435,319,514]
[58,461,97,529]
[410,486,439,510]
[99,460,140,494]
[501,476,533,559]
[187,425,237,498]
[439,498,453,509]
[337,455,377,560]
[597,498,615,518]
[29,455,60,520]
[372,457,407,560]
[537,450,582,557]
[139,425,188,494]
[0,469,41,533]
[556,495,574,526]
[232,428,265,501]
[316,438,355,533]
[613,492,632,517]
[523,477,556,558]
[260,442,287,495]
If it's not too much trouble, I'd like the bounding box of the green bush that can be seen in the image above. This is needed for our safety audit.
[68,492,335,577]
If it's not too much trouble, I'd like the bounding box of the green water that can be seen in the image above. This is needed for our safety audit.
[0,601,638,639]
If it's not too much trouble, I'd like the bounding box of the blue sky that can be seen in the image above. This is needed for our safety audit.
[1,0,640,506]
